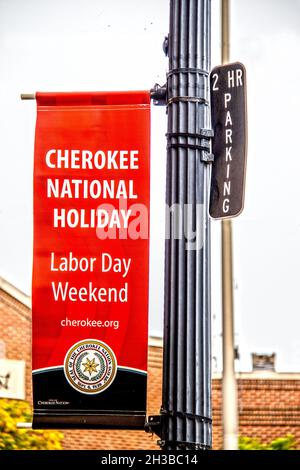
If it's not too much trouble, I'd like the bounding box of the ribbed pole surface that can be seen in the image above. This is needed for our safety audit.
[161,0,212,450]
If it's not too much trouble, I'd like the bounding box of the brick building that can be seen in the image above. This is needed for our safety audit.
[1,276,300,450]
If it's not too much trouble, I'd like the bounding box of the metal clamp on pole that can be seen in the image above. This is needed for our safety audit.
[150,83,167,106]
[166,129,214,163]
[146,408,213,448]
[145,415,162,439]
[158,440,211,451]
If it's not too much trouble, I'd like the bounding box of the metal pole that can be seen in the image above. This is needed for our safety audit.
[221,0,230,64]
[221,0,239,451]
[160,0,212,450]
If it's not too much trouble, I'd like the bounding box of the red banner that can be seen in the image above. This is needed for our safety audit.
[32,91,150,428]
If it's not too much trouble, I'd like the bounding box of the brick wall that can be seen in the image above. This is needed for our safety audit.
[1,284,300,450]
[212,377,300,449]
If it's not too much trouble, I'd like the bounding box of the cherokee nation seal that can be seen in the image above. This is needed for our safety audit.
[64,339,117,394]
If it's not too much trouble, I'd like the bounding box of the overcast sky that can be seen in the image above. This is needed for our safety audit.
[1,0,300,372]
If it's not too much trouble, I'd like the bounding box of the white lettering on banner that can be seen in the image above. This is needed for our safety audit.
[47,178,138,200]
[45,149,139,170]
[51,281,128,303]
[60,317,120,329]
[45,148,142,229]
[50,252,97,272]
[53,208,132,229]
[101,253,131,278]
[44,144,146,304]
[50,252,132,278]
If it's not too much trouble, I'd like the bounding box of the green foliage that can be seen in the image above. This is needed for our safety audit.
[239,436,265,450]
[0,399,64,450]
[268,435,297,450]
[239,434,297,450]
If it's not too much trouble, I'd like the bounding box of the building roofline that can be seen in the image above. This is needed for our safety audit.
[213,371,300,380]
[148,336,163,348]
[0,276,31,309]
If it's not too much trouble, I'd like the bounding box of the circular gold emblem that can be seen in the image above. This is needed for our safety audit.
[64,339,117,394]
